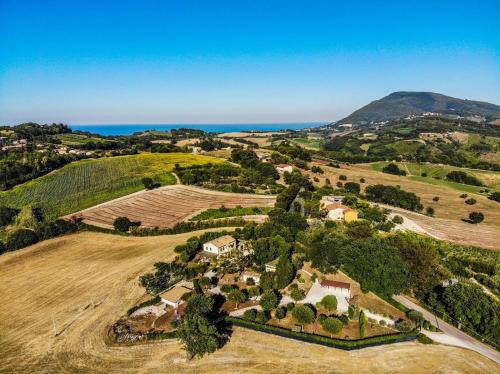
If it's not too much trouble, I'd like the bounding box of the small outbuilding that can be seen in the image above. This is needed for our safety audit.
[320,280,352,298]
[159,286,191,308]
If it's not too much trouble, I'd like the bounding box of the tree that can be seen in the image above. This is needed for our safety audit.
[432,196,439,202]
[382,163,406,176]
[275,306,287,319]
[274,255,295,289]
[6,228,39,251]
[228,289,247,309]
[259,272,275,291]
[320,295,337,312]
[0,206,19,227]
[248,286,261,298]
[407,310,424,329]
[14,206,40,230]
[344,182,360,194]
[392,215,404,224]
[488,191,500,202]
[142,177,155,189]
[320,317,343,337]
[290,287,306,301]
[113,216,139,232]
[177,295,221,359]
[425,207,434,216]
[260,290,279,311]
[358,310,366,338]
[465,198,477,205]
[292,304,315,325]
[469,212,484,224]
[243,308,257,321]
[345,220,374,239]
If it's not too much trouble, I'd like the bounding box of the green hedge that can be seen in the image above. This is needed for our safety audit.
[226,316,418,350]
[146,330,178,340]
[127,295,161,315]
[83,218,245,236]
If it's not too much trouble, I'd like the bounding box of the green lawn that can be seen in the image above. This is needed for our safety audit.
[0,153,224,220]
[190,206,272,221]
[370,161,500,193]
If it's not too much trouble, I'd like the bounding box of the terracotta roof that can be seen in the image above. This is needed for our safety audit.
[241,270,261,278]
[324,204,354,212]
[278,164,292,168]
[320,280,351,289]
[159,286,191,303]
[207,235,236,248]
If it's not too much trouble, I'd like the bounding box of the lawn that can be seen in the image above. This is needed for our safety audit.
[0,152,224,220]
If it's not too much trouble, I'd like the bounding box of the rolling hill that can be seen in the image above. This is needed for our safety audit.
[338,92,500,125]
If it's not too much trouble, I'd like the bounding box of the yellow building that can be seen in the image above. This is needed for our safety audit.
[325,204,358,223]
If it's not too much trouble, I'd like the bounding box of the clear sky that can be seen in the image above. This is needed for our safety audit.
[0,0,499,125]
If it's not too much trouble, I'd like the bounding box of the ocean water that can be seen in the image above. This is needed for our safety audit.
[69,123,325,136]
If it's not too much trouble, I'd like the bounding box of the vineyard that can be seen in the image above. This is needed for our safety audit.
[0,153,224,220]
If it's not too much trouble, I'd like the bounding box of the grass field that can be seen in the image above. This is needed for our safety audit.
[56,133,105,144]
[0,153,224,220]
[0,231,496,373]
[291,137,322,149]
[370,161,500,191]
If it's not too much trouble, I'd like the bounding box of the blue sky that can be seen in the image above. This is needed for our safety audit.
[0,0,499,124]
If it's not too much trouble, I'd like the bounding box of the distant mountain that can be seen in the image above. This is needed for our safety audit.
[338,91,500,125]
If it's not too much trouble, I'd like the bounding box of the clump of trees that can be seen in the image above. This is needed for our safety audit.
[446,171,483,186]
[364,184,423,211]
[113,216,141,232]
[382,163,407,176]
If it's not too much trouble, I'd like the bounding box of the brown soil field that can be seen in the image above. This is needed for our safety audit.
[1,231,498,373]
[309,161,500,249]
[70,185,276,229]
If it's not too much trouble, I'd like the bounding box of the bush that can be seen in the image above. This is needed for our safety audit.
[292,304,315,325]
[113,216,140,232]
[320,295,338,311]
[220,284,234,293]
[260,290,279,311]
[465,198,476,205]
[446,171,483,186]
[290,287,306,301]
[360,177,365,183]
[417,333,433,344]
[275,306,287,319]
[460,193,468,198]
[339,175,347,181]
[243,308,257,321]
[0,206,19,227]
[286,302,295,311]
[248,286,261,298]
[245,277,256,286]
[344,182,361,194]
[432,196,439,202]
[6,229,39,251]
[425,207,434,216]
[320,317,343,336]
[255,310,270,323]
[142,177,155,189]
[395,319,414,332]
[488,192,500,202]
[392,215,404,224]
[469,212,484,224]
[382,163,406,176]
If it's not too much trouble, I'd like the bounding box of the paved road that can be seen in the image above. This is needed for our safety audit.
[393,295,500,365]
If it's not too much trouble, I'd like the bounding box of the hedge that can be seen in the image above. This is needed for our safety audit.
[146,330,178,340]
[83,218,245,236]
[127,295,161,316]
[226,316,418,350]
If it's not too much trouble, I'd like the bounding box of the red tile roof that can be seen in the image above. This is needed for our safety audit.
[278,164,292,168]
[324,204,354,212]
[320,280,351,289]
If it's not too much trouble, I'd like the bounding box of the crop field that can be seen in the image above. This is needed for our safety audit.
[0,153,224,220]
[73,184,276,228]
[0,231,496,373]
[309,160,500,249]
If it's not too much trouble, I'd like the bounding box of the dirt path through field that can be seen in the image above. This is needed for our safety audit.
[1,231,499,373]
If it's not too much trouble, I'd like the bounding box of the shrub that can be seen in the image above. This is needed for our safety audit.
[421,172,427,177]
[488,192,500,202]
[460,193,468,198]
[392,215,404,224]
[255,310,270,323]
[142,177,155,189]
[290,287,306,301]
[446,171,483,186]
[243,308,257,321]
[344,182,360,194]
[348,306,355,320]
[432,196,439,202]
[246,277,256,286]
[292,305,315,325]
[220,284,234,293]
[127,295,161,315]
[382,163,406,176]
[260,290,279,311]
[379,320,386,326]
[6,229,39,251]
[0,206,19,227]
[360,177,365,183]
[320,317,343,336]
[339,175,347,181]
[465,198,476,205]
[469,212,484,224]
[425,207,434,216]
[248,286,261,298]
[320,295,338,311]
[275,306,287,319]
[395,319,414,332]
[286,302,295,311]
[417,333,433,344]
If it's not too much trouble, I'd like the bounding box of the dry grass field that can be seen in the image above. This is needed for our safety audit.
[1,231,498,374]
[71,185,276,229]
[309,161,500,249]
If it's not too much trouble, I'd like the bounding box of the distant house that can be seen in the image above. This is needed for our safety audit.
[320,280,351,298]
[202,235,238,256]
[191,146,202,154]
[241,270,261,285]
[276,164,293,173]
[324,204,358,223]
[441,278,458,288]
[320,195,344,207]
[159,286,191,308]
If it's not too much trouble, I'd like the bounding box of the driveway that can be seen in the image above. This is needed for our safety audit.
[393,295,500,365]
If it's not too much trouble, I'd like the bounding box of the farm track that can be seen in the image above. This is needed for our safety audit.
[70,185,276,229]
[0,231,497,373]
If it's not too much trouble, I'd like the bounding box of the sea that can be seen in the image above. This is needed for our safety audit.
[69,123,325,136]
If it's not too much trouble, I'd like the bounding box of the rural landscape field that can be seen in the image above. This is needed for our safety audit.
[1,2,500,373]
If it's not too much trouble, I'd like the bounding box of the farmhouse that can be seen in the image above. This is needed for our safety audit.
[265,259,278,272]
[320,195,344,207]
[203,235,238,256]
[320,280,352,298]
[159,286,191,308]
[241,270,261,285]
[276,164,293,173]
[324,204,358,223]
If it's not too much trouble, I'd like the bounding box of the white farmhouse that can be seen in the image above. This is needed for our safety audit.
[276,164,293,173]
[202,235,238,256]
[320,280,351,298]
[159,286,191,308]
